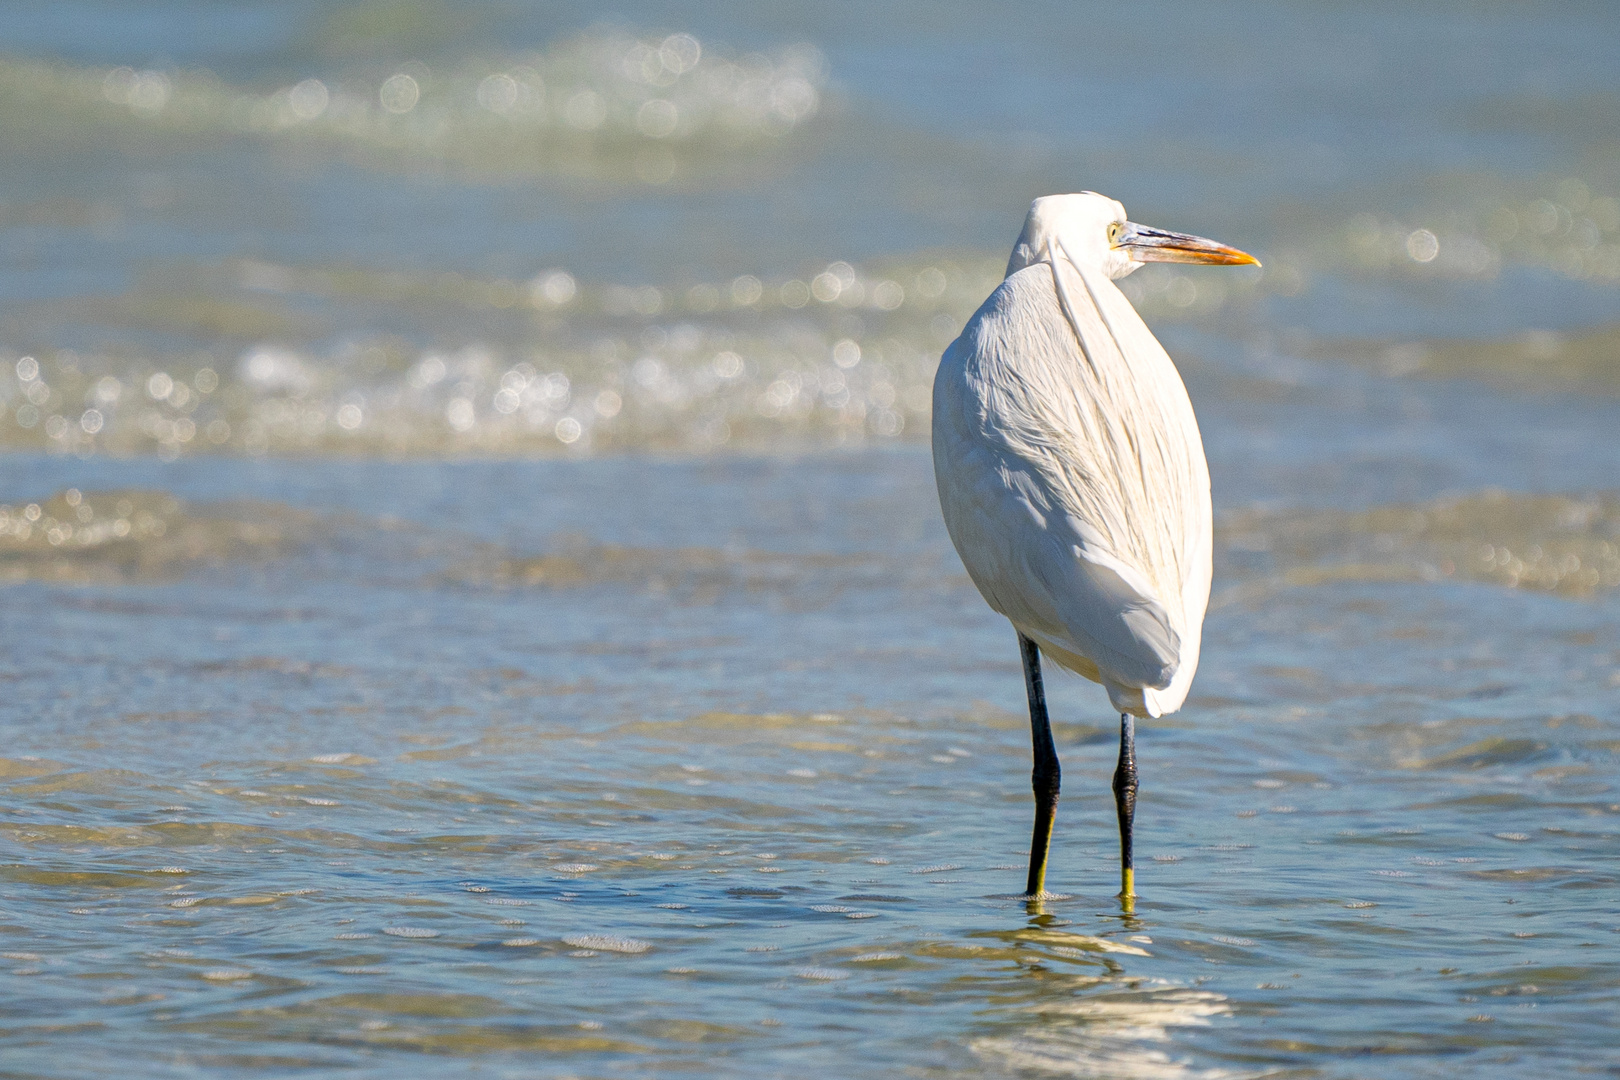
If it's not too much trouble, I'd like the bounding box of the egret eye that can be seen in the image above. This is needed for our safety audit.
[1107,222,1123,244]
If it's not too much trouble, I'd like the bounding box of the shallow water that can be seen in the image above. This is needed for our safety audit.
[2,1,1620,1077]
[2,449,1618,1078]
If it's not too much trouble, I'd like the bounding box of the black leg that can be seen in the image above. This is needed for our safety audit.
[1112,713,1138,899]
[1019,632,1061,897]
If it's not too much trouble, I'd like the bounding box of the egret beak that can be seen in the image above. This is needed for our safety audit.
[1113,222,1260,267]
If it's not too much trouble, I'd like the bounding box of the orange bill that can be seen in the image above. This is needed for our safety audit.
[1113,221,1260,266]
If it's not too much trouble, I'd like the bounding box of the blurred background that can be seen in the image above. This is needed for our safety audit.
[2,2,1618,1077]
[2,0,1617,459]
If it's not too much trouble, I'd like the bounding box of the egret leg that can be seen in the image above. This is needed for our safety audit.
[1112,713,1138,900]
[1019,632,1061,897]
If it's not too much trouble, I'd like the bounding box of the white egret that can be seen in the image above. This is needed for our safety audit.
[932,192,1258,901]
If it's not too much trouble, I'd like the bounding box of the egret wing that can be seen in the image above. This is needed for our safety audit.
[933,266,1194,690]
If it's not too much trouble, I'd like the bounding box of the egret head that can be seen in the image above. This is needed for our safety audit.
[1006,192,1259,281]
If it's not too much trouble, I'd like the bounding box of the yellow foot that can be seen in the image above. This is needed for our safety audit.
[1118,868,1136,913]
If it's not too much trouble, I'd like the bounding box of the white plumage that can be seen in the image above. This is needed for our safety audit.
[934,192,1249,719]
